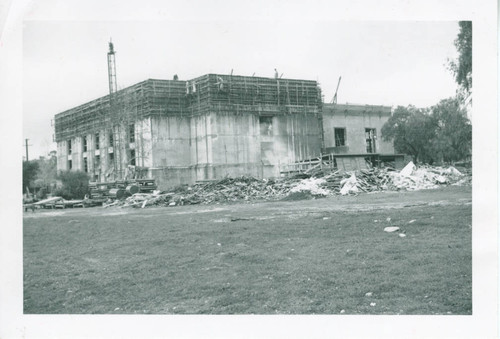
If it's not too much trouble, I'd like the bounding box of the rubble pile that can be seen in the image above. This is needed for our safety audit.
[104,163,470,208]
[386,162,470,191]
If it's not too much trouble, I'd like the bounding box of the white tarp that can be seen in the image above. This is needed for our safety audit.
[290,177,329,196]
[399,161,416,177]
[340,173,359,195]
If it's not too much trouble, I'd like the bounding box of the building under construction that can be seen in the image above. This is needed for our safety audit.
[54,43,395,188]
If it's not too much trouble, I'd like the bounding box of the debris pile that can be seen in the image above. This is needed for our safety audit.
[103,163,469,208]
[387,162,468,191]
[290,177,329,196]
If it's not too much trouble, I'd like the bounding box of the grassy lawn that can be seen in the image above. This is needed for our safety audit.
[23,187,472,314]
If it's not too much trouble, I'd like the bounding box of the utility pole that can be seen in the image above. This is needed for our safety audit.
[24,138,32,161]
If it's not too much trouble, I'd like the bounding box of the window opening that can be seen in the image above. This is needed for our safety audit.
[334,128,346,147]
[130,149,136,166]
[109,130,114,147]
[365,128,376,153]
[129,124,135,143]
[259,116,273,136]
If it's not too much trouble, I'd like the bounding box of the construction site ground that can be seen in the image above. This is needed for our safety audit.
[23,185,471,314]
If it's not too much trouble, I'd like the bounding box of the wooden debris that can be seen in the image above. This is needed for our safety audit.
[103,164,470,209]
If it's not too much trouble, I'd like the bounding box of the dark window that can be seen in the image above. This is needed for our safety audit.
[129,124,135,143]
[334,128,346,147]
[109,130,114,147]
[67,139,72,155]
[109,152,114,162]
[95,155,100,168]
[130,149,136,166]
[83,157,88,172]
[83,136,88,152]
[95,133,100,150]
[259,116,273,136]
[365,128,376,153]
[68,159,72,170]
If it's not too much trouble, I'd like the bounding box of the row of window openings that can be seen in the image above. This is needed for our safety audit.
[68,150,136,172]
[67,125,135,154]
[334,128,377,153]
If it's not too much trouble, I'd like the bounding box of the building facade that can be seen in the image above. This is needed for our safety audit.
[55,74,323,188]
[54,74,395,189]
[322,103,394,155]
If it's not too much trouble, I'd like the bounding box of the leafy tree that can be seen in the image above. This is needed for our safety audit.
[381,105,436,164]
[430,98,472,163]
[382,98,472,165]
[22,160,39,194]
[449,21,472,98]
[34,152,58,192]
[54,170,90,199]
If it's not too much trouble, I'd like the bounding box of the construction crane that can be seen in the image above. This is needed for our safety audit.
[107,39,118,96]
[331,76,342,104]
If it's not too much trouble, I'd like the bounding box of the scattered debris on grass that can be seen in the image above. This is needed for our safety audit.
[384,226,400,233]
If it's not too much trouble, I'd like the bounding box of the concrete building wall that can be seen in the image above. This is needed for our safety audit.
[208,111,322,179]
[55,119,155,181]
[135,118,153,168]
[190,114,213,167]
[322,104,394,154]
[150,116,191,167]
[56,140,68,171]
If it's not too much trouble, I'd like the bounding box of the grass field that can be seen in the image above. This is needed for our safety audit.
[23,186,472,314]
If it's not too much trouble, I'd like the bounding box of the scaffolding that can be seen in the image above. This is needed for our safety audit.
[54,74,322,142]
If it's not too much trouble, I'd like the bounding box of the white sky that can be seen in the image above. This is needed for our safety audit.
[23,19,460,159]
[2,1,499,338]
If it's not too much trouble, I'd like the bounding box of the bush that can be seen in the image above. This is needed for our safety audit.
[23,160,39,194]
[56,171,90,199]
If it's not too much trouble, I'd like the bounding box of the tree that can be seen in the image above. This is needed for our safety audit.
[22,160,39,194]
[449,21,472,99]
[34,152,58,198]
[382,99,472,165]
[430,98,472,162]
[54,171,90,199]
[381,106,436,164]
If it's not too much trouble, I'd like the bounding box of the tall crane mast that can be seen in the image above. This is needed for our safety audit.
[331,76,342,104]
[107,39,118,96]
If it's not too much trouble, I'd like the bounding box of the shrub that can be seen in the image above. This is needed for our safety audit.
[56,171,90,199]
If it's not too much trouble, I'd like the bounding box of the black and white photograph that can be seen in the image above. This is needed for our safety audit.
[1,0,498,338]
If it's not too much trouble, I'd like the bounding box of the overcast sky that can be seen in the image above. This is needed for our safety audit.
[22,19,460,159]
